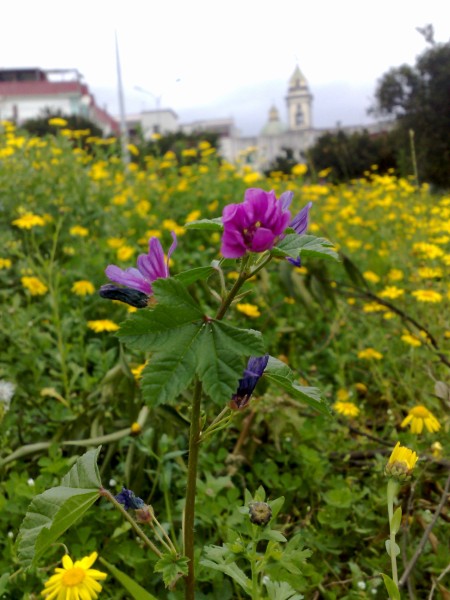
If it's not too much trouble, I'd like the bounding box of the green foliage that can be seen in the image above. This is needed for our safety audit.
[17,448,102,567]
[381,574,401,600]
[201,488,311,599]
[154,553,189,588]
[265,147,300,176]
[118,277,265,406]
[22,109,103,139]
[143,130,220,162]
[0,124,448,597]
[100,557,159,599]
[373,38,450,187]
[307,129,397,182]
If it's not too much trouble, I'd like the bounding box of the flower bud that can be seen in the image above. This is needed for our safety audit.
[385,442,418,482]
[135,505,153,524]
[249,501,272,526]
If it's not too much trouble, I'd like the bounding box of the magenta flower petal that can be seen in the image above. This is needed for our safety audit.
[290,202,312,235]
[220,188,291,258]
[105,265,152,294]
[137,238,167,281]
[251,228,277,252]
[103,233,177,299]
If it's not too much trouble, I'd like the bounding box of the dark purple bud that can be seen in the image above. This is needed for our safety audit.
[99,284,150,308]
[115,487,145,510]
[230,354,269,409]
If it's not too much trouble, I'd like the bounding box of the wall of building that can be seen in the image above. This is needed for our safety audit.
[0,95,75,122]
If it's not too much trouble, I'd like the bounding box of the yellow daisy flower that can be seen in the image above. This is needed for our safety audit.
[401,405,441,434]
[358,348,383,360]
[333,401,360,417]
[400,333,422,347]
[363,271,380,284]
[131,363,147,380]
[431,441,443,459]
[41,551,106,599]
[48,117,68,127]
[21,276,48,296]
[0,258,12,269]
[385,442,418,481]
[70,225,89,237]
[236,303,261,318]
[12,213,46,229]
[87,320,119,333]
[411,290,442,303]
[379,286,404,299]
[72,280,95,296]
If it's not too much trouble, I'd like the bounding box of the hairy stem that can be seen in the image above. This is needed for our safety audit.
[100,488,162,558]
[184,379,203,600]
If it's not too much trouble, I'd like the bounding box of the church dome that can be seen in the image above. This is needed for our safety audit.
[260,104,286,136]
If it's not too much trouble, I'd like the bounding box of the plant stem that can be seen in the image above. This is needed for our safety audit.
[387,478,400,588]
[184,378,203,600]
[99,488,162,558]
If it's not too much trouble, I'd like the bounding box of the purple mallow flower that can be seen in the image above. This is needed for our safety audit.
[220,189,292,258]
[290,201,312,235]
[287,201,313,267]
[230,354,270,409]
[100,233,177,306]
[115,487,145,510]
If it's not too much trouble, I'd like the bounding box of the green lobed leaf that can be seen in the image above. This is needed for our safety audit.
[151,278,204,313]
[381,573,401,600]
[99,558,158,600]
[154,553,189,588]
[200,545,251,594]
[273,234,338,262]
[141,324,202,406]
[175,266,215,285]
[196,322,265,405]
[265,363,330,415]
[17,448,102,568]
[264,579,304,600]
[259,529,288,543]
[184,217,224,231]
[118,307,202,351]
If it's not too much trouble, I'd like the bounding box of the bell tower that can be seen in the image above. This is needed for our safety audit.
[285,65,313,131]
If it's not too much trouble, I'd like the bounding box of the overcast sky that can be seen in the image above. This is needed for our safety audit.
[2,0,449,135]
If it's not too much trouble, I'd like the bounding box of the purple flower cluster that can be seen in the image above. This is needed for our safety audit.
[220,188,312,259]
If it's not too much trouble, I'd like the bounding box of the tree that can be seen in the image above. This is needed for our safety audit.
[22,109,103,139]
[372,36,450,187]
[306,129,397,182]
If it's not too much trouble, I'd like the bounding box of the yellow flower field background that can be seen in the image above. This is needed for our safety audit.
[0,122,449,597]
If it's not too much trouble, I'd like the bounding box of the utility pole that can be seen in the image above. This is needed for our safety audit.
[115,31,130,165]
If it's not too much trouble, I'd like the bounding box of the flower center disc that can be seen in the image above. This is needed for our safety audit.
[410,405,428,418]
[62,567,86,586]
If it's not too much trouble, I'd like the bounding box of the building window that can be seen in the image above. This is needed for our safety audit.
[295,106,303,126]
[153,124,160,134]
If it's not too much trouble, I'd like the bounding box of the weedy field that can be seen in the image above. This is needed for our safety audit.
[0,122,449,599]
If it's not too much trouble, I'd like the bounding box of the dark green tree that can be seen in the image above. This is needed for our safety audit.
[22,109,103,139]
[372,35,450,187]
[306,129,397,182]
[264,147,300,176]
